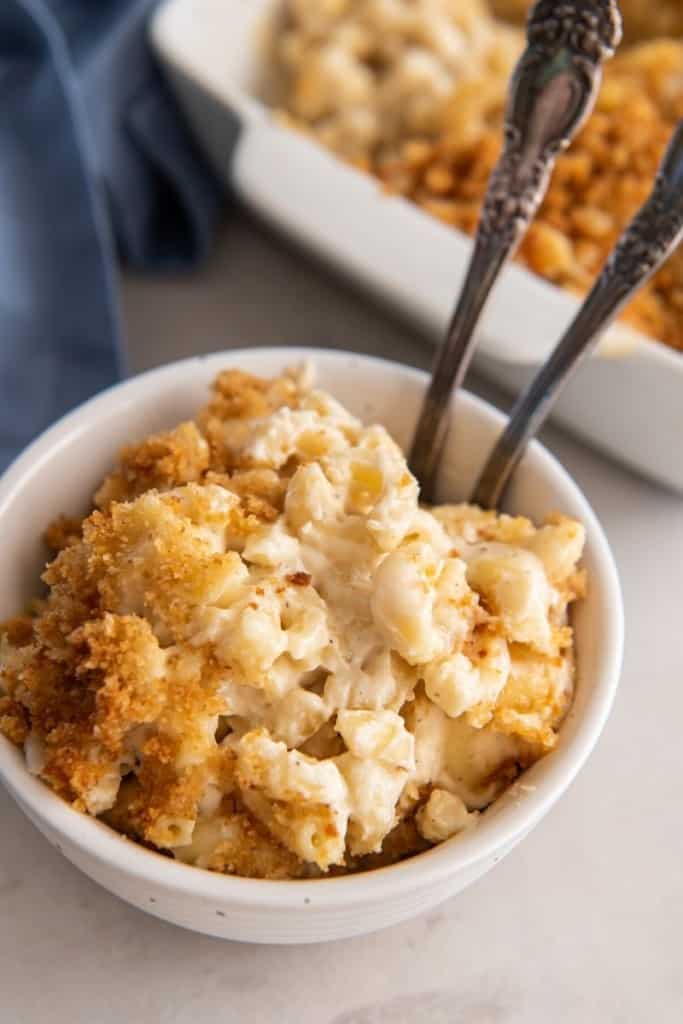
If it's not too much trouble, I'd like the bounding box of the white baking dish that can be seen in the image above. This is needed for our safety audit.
[150,0,683,492]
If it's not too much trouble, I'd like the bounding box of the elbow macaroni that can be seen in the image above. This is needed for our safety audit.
[0,366,585,877]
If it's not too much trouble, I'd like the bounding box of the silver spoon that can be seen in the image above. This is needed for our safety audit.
[408,0,622,502]
[472,118,683,509]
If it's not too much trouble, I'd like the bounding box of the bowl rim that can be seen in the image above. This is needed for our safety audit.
[0,348,624,909]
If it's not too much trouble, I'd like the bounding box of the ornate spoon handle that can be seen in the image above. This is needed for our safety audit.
[408,0,622,502]
[472,119,683,509]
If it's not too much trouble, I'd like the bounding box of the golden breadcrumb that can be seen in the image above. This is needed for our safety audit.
[0,616,35,647]
[95,421,209,509]
[197,368,303,471]
[44,516,83,553]
[0,696,29,745]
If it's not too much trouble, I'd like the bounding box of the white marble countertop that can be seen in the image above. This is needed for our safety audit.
[2,213,682,1023]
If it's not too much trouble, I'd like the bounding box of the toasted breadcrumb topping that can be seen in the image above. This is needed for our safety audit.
[0,366,585,878]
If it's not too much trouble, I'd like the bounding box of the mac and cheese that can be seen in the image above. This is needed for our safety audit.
[0,367,585,877]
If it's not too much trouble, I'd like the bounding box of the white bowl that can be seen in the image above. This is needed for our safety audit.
[0,349,623,943]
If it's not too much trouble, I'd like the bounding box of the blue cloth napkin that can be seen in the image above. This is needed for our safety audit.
[0,0,223,472]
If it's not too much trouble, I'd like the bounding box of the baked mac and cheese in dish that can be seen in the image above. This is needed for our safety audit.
[270,0,683,352]
[0,367,586,878]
